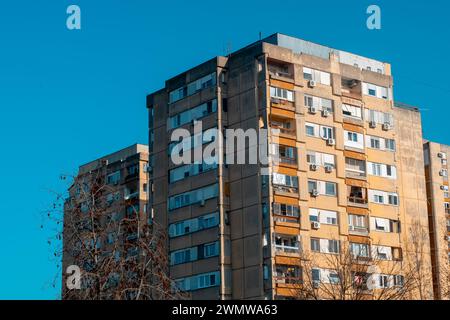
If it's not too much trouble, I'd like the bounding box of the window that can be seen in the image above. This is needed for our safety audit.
[168,212,219,237]
[169,100,217,129]
[169,72,217,103]
[369,190,399,206]
[305,122,335,140]
[385,139,396,151]
[368,162,397,179]
[328,272,340,284]
[312,269,321,282]
[309,209,338,225]
[365,109,394,126]
[325,182,336,196]
[344,131,364,149]
[374,194,384,204]
[175,271,220,292]
[328,240,340,254]
[306,151,335,167]
[273,203,300,218]
[388,194,399,205]
[171,248,196,265]
[342,104,362,119]
[394,275,404,287]
[169,128,217,155]
[321,126,334,140]
[345,158,366,177]
[350,243,370,258]
[373,246,392,260]
[311,238,320,252]
[371,217,391,232]
[303,67,331,85]
[348,214,367,230]
[362,83,389,99]
[372,163,382,176]
[270,86,294,102]
[107,171,121,185]
[203,242,220,258]
[168,184,218,210]
[306,124,316,136]
[169,159,218,183]
[273,173,299,189]
[304,94,333,112]
[308,180,337,196]
[271,144,297,165]
[370,136,381,149]
[347,132,358,142]
[379,275,390,288]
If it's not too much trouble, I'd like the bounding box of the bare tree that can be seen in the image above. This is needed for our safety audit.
[295,241,416,300]
[403,219,434,300]
[43,170,186,300]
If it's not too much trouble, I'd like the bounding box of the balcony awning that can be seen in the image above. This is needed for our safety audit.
[346,178,368,188]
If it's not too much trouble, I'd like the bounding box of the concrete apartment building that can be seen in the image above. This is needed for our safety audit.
[146,33,434,300]
[424,141,450,299]
[62,144,149,298]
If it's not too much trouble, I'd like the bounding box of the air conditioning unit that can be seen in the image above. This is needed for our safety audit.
[438,152,447,159]
[439,170,447,177]
[309,106,317,114]
[369,121,377,128]
[325,165,333,173]
[327,138,336,146]
[382,123,391,131]
[308,80,317,88]
[146,165,153,173]
[313,280,320,289]
[311,189,319,197]
[310,164,318,171]
[440,185,449,191]
[322,109,330,117]
[349,225,355,231]
[311,221,321,230]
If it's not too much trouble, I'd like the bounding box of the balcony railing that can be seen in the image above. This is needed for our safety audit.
[273,185,298,195]
[348,196,368,207]
[278,156,297,166]
[271,126,296,137]
[269,68,293,79]
[349,225,369,235]
[345,169,367,180]
[274,244,300,255]
[274,214,300,224]
[275,276,302,285]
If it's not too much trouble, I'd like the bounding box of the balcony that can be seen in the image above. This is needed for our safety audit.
[345,169,367,180]
[273,203,300,225]
[274,234,301,256]
[341,78,362,100]
[270,97,295,111]
[268,62,294,82]
[273,185,298,197]
[274,213,300,224]
[348,225,369,236]
[347,186,368,208]
[274,244,301,255]
[274,265,302,287]
[348,196,368,208]
[271,125,296,138]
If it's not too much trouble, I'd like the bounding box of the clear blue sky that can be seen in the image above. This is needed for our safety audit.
[0,0,449,299]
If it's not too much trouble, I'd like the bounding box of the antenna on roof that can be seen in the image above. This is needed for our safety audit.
[225,41,232,57]
[259,32,262,41]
